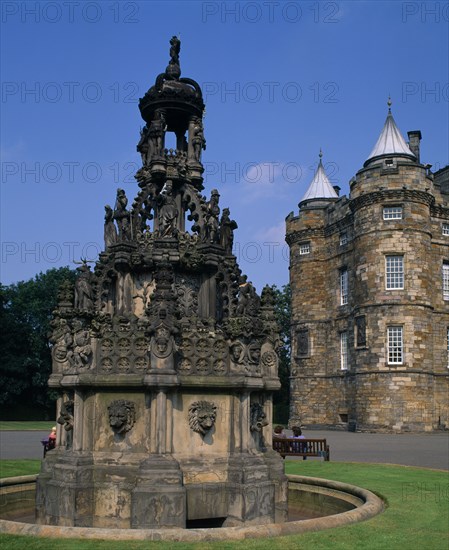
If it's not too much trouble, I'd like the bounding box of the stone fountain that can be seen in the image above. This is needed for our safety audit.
[36,37,287,529]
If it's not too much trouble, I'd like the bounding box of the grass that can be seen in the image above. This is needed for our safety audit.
[0,461,447,549]
[0,460,41,479]
[0,422,54,431]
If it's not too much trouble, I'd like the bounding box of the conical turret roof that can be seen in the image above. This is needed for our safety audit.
[364,100,416,167]
[300,151,338,205]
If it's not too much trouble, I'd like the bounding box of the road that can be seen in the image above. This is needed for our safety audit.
[1,429,448,470]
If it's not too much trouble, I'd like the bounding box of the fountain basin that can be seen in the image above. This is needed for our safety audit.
[0,473,384,541]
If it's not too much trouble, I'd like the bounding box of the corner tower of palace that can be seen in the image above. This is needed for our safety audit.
[287,101,449,432]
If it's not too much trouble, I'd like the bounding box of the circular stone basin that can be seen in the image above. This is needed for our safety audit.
[0,474,384,542]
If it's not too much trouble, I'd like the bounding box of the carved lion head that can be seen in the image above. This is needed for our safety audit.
[188,400,217,436]
[108,399,136,434]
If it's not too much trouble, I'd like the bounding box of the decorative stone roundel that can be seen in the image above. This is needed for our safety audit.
[101,358,113,372]
[261,351,277,369]
[134,338,147,353]
[134,357,147,370]
[101,339,114,354]
[118,357,131,372]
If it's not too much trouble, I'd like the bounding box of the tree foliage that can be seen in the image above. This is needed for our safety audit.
[0,267,76,418]
[271,284,291,424]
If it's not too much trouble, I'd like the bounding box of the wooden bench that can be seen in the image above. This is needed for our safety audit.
[272,437,330,461]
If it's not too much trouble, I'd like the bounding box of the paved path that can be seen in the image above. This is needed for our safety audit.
[286,430,449,470]
[1,429,448,470]
[0,431,48,460]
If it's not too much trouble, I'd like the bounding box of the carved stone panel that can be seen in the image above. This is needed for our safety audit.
[177,324,229,375]
[175,273,200,318]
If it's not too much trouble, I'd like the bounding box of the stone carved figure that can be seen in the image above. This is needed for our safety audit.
[51,319,73,366]
[72,327,92,369]
[137,125,150,165]
[104,205,118,248]
[57,398,74,448]
[169,35,181,67]
[133,275,153,315]
[236,276,260,316]
[148,110,166,159]
[219,208,237,254]
[149,325,176,359]
[250,403,269,432]
[108,399,136,434]
[188,400,217,436]
[157,180,178,237]
[148,495,181,525]
[57,279,74,306]
[139,200,153,232]
[230,341,245,364]
[191,117,206,163]
[114,189,131,241]
[203,189,220,243]
[74,261,94,311]
[57,399,74,432]
[248,343,261,365]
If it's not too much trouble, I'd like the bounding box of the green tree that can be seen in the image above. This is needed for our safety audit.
[271,284,291,424]
[0,267,76,419]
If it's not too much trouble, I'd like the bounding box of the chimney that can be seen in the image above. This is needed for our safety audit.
[407,130,422,162]
[333,185,341,196]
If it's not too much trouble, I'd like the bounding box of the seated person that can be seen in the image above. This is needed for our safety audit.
[292,426,308,459]
[41,426,57,457]
[48,426,57,450]
[273,425,286,438]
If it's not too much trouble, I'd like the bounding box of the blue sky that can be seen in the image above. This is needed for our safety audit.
[1,0,448,291]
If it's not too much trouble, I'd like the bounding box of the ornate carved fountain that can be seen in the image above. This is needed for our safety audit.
[36,37,287,529]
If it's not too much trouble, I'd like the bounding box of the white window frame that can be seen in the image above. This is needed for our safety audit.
[443,263,449,300]
[339,233,348,246]
[299,242,310,255]
[383,206,403,220]
[340,268,348,305]
[340,332,348,370]
[387,326,403,365]
[385,255,404,290]
[442,223,449,236]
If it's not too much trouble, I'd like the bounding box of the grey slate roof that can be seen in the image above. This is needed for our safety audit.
[365,107,416,164]
[300,152,338,203]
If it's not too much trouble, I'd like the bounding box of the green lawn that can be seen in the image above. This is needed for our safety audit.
[0,460,41,479]
[0,422,53,431]
[0,460,447,549]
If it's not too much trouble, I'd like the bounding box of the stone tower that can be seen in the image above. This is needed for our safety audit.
[36,37,287,528]
[287,102,449,432]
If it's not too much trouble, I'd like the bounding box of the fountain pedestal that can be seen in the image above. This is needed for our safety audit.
[36,36,287,529]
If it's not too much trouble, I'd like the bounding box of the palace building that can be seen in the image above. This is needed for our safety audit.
[286,102,449,432]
